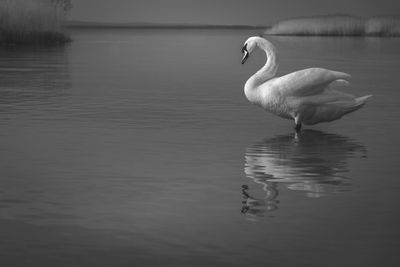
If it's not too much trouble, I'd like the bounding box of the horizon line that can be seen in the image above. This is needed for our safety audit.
[65,20,268,29]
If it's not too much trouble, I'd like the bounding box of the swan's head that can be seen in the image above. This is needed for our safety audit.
[241,37,260,64]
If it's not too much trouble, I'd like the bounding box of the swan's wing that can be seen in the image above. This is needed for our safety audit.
[330,79,350,87]
[295,90,368,125]
[272,68,351,97]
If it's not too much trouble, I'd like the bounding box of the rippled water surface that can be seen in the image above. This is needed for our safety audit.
[1,29,400,266]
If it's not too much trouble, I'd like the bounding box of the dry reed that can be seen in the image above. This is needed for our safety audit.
[265,15,400,36]
[0,0,70,44]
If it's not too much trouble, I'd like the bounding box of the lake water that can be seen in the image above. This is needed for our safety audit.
[1,29,400,266]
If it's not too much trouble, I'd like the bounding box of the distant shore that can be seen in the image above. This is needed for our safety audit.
[264,15,400,36]
[66,21,266,30]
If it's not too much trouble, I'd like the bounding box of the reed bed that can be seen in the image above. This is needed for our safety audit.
[265,15,400,36]
[0,0,70,45]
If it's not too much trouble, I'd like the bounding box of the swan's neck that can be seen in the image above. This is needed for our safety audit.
[245,39,278,91]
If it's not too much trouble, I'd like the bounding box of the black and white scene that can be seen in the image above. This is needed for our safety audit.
[0,0,399,266]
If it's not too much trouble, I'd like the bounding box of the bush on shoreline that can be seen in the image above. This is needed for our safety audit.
[0,0,71,45]
[265,15,400,36]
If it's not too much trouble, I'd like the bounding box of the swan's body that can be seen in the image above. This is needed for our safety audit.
[241,37,372,130]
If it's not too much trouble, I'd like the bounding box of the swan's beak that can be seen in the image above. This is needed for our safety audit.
[241,44,249,64]
[241,50,249,64]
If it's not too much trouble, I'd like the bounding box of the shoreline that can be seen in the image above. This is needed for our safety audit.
[66,23,266,30]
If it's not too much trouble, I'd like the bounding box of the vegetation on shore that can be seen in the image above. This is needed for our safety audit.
[265,15,400,36]
[0,0,71,45]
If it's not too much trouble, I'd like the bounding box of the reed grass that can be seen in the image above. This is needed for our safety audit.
[0,0,70,45]
[265,15,400,36]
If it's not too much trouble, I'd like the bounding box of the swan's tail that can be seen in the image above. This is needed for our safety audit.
[339,95,372,117]
[355,95,373,106]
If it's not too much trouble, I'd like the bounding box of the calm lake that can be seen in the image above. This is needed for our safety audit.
[1,28,399,266]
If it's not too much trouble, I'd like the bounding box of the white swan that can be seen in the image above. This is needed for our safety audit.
[241,36,372,131]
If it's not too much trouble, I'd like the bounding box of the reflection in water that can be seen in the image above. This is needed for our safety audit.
[0,46,70,109]
[241,183,279,219]
[242,130,366,219]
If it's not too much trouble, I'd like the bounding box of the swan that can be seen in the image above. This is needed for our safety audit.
[241,36,372,131]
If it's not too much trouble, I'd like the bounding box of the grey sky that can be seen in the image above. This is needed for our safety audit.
[70,0,399,25]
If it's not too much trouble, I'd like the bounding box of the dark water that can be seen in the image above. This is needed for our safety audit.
[1,29,400,266]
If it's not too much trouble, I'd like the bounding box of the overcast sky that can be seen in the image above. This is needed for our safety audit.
[69,0,400,25]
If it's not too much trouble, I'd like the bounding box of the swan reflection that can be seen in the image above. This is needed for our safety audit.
[242,130,366,219]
